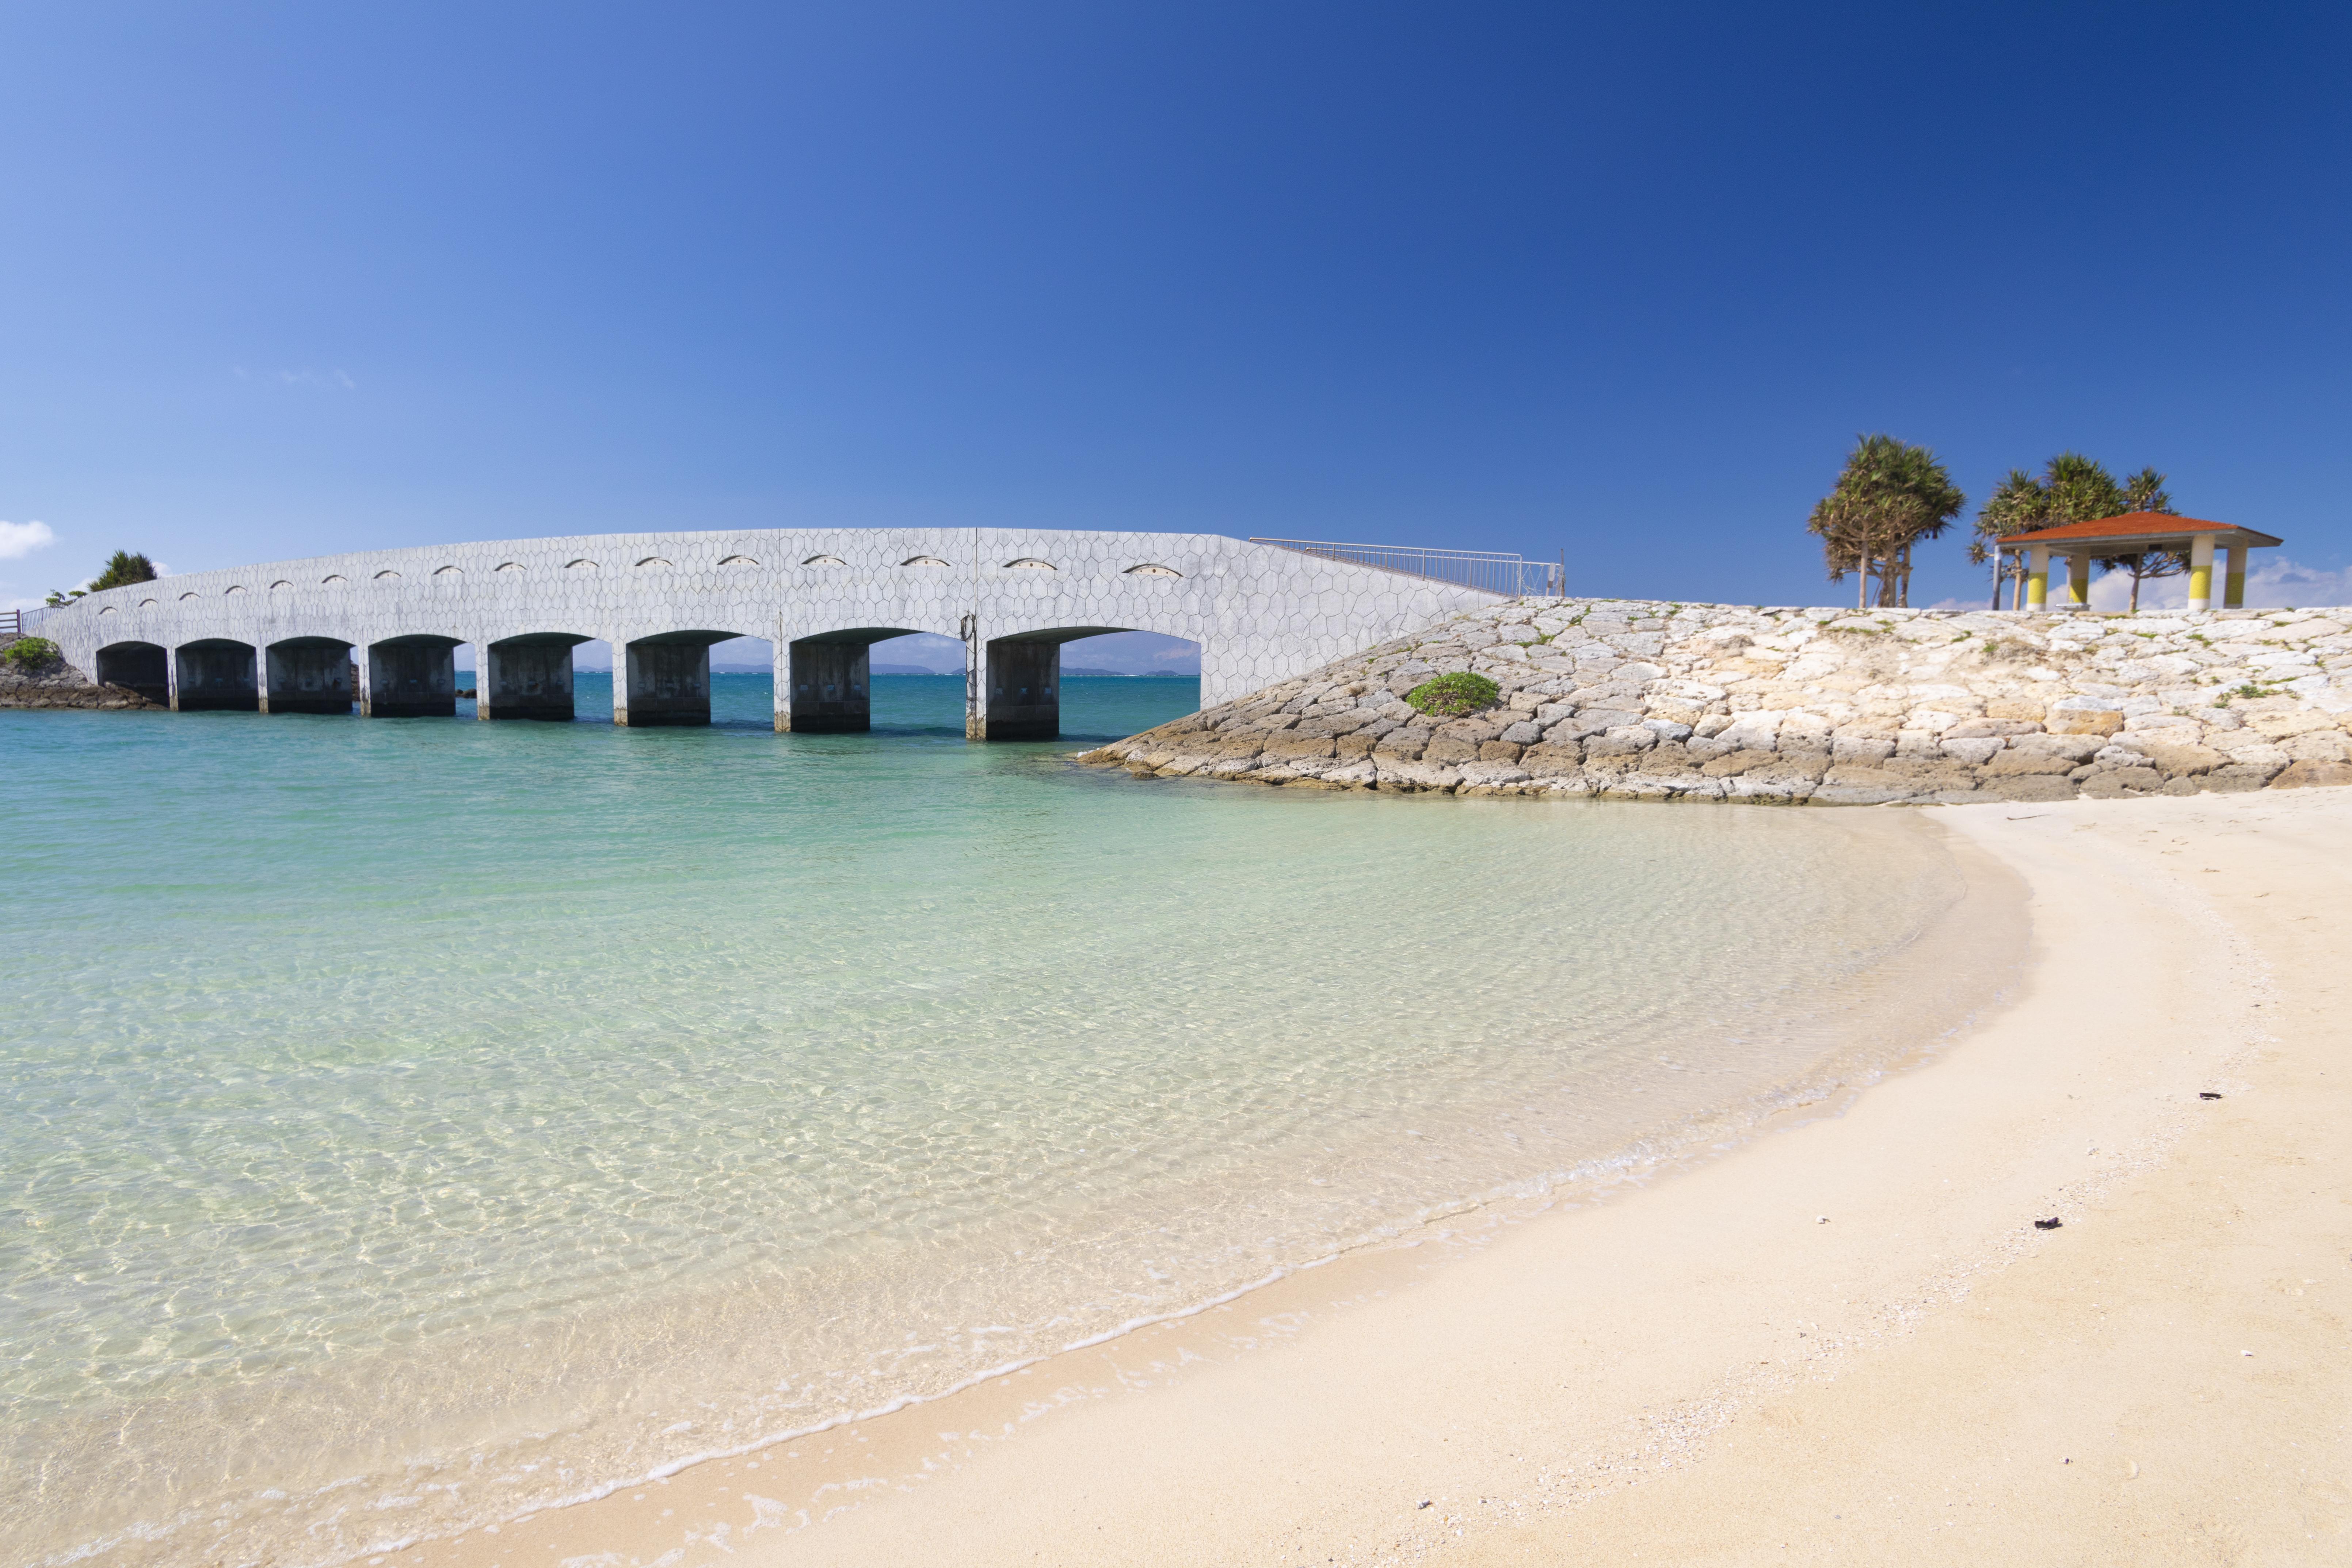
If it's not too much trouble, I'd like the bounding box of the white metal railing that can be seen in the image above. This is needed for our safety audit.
[1249,538,1563,597]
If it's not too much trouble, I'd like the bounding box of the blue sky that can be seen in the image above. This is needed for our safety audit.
[4,1,2348,625]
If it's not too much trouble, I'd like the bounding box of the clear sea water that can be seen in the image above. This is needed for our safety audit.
[0,675,2012,1565]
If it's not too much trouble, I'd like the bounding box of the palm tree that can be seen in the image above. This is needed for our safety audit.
[1808,435,1966,608]
[2040,452,2124,530]
[1966,454,2161,610]
[1968,468,2048,608]
[2094,467,2184,611]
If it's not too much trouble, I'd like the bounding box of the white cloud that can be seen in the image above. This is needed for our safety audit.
[2237,556,2352,609]
[1930,554,2352,614]
[2086,554,2352,612]
[0,520,56,560]
[2088,567,2173,612]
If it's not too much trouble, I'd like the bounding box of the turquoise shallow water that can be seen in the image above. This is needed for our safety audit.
[0,679,2006,1565]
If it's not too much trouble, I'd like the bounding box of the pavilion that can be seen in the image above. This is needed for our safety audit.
[1998,512,2282,612]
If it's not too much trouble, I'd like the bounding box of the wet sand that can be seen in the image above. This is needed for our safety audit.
[404,785,2351,1567]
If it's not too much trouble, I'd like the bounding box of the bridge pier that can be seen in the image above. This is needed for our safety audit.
[782,637,872,732]
[173,640,260,712]
[619,634,725,726]
[96,642,170,706]
[481,635,579,721]
[972,637,1061,740]
[263,638,355,715]
[364,636,460,717]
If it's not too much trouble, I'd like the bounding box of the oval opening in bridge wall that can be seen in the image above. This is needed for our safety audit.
[322,575,347,585]
[901,556,950,568]
[1125,563,1182,578]
[225,585,248,595]
[718,555,759,566]
[565,559,598,572]
[140,598,157,608]
[1005,558,1056,571]
[495,561,523,573]
[803,554,847,566]
[269,580,293,591]
[374,570,401,581]
[179,592,198,601]
[99,604,116,615]
[434,565,463,578]
[636,557,672,570]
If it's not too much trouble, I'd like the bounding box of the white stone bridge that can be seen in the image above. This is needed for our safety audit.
[37,529,1513,737]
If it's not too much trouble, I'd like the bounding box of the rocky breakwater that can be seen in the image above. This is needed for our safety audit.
[0,659,161,711]
[1078,599,2352,804]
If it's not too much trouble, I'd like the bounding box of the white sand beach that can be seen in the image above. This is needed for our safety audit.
[407,784,2352,1567]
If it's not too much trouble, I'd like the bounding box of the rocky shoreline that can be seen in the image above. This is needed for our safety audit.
[0,664,163,711]
[1078,598,2352,804]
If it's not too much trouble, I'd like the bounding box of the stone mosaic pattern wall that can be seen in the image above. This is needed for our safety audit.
[1082,599,2352,803]
[38,529,1497,713]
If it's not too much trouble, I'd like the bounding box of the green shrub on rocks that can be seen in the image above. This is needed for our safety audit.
[1405,671,1499,718]
[2,636,62,672]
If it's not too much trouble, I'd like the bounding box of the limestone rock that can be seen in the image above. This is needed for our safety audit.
[1079,594,2352,809]
[2046,710,2123,736]
[2270,759,2352,789]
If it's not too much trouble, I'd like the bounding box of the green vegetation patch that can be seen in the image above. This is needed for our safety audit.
[1405,671,1500,718]
[2,636,62,672]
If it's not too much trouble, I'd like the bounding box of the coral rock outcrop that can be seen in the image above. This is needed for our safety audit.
[1079,599,2352,805]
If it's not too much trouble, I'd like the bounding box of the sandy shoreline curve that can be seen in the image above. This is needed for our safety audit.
[400,786,2350,1567]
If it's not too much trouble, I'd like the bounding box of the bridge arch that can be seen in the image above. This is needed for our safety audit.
[482,632,592,722]
[96,641,169,706]
[775,623,947,733]
[365,634,464,718]
[263,636,356,715]
[970,623,1199,740]
[618,628,744,728]
[174,638,259,712]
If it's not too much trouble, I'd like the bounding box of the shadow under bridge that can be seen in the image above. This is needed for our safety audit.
[96,640,170,706]
[365,634,464,718]
[779,625,946,733]
[971,625,1147,741]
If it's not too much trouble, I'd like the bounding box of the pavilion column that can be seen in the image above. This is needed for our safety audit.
[2223,543,2249,609]
[2063,553,2091,610]
[2026,547,2050,610]
[2188,533,2216,611]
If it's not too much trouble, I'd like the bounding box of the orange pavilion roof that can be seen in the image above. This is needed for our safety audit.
[2001,512,2282,550]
